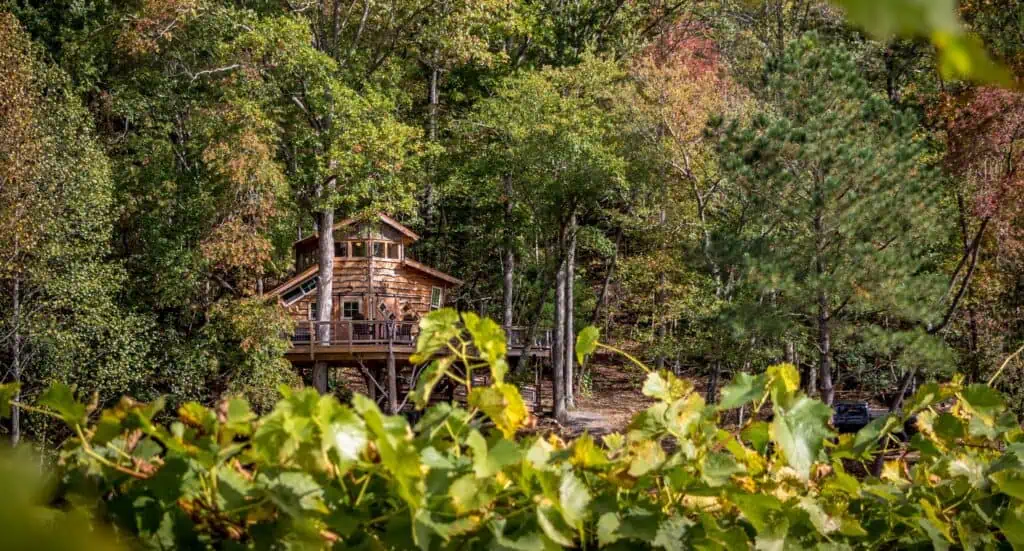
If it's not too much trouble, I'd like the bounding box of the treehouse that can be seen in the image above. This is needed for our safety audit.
[268,213,551,411]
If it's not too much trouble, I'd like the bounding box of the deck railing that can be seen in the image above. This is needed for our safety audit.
[290,321,552,350]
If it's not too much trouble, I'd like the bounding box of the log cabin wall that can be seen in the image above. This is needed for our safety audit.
[282,258,449,325]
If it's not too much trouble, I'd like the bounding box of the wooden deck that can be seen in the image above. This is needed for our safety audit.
[286,320,552,363]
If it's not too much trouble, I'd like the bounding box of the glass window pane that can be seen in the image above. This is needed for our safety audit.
[430,287,442,309]
[342,301,360,319]
[334,242,347,257]
[372,242,385,257]
[309,301,318,320]
[351,242,366,257]
[282,288,302,305]
[387,243,400,259]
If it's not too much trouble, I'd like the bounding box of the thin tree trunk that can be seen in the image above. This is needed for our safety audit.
[817,291,834,405]
[387,342,398,414]
[11,273,22,446]
[785,341,795,365]
[502,175,515,328]
[313,206,335,395]
[553,226,568,422]
[592,230,621,325]
[564,212,576,409]
[705,361,720,404]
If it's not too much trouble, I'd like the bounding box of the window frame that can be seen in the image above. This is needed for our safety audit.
[350,241,367,257]
[282,275,319,306]
[334,241,348,258]
[341,299,361,320]
[308,301,319,321]
[386,242,401,259]
[430,287,443,310]
[372,241,385,258]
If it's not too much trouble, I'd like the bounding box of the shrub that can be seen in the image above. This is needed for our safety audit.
[2,309,1022,549]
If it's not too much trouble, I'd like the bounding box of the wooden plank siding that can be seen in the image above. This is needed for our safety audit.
[282,257,452,324]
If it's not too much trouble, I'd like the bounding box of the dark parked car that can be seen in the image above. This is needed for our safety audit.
[833,401,871,433]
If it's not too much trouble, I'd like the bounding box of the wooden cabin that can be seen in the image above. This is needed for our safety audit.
[267,213,551,411]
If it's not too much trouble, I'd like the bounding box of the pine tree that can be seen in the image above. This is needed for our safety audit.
[713,34,949,404]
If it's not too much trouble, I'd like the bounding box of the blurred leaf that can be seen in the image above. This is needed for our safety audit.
[771,396,833,479]
[38,384,87,427]
[576,326,600,365]
[718,372,767,410]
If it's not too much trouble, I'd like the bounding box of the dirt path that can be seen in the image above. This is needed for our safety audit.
[535,361,654,437]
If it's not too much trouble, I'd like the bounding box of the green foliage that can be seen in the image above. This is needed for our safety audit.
[1,312,1023,549]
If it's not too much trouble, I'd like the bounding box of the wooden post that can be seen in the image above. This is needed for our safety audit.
[386,340,398,414]
[313,361,328,395]
[309,320,315,360]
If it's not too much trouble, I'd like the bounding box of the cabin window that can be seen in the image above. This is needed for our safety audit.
[386,243,401,259]
[341,300,360,319]
[281,287,303,304]
[334,242,347,257]
[372,242,385,258]
[308,301,318,320]
[282,276,319,306]
[351,241,366,257]
[430,287,443,310]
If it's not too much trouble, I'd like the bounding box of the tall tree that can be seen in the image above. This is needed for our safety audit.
[714,35,949,405]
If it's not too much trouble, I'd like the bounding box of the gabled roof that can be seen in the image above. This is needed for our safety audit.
[403,259,464,286]
[293,212,420,248]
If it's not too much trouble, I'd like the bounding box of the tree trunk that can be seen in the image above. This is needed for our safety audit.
[552,237,568,423]
[387,344,398,414]
[316,209,334,345]
[564,212,576,409]
[312,207,334,396]
[592,230,621,325]
[706,361,720,404]
[817,291,834,405]
[785,341,795,365]
[11,273,22,446]
[502,175,515,328]
[313,362,329,394]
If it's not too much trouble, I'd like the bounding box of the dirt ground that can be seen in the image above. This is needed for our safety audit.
[532,359,654,437]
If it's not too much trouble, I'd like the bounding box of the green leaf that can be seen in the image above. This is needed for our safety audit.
[992,470,1024,501]
[469,382,529,438]
[1002,505,1024,550]
[559,472,591,526]
[596,513,621,547]
[326,407,368,465]
[642,371,692,402]
[732,492,783,533]
[742,421,771,454]
[770,396,833,479]
[576,326,600,366]
[701,452,743,487]
[463,312,508,375]
[38,384,87,427]
[537,502,576,547]
[0,383,20,420]
[766,363,800,410]
[413,357,453,409]
[468,430,521,478]
[961,384,1006,423]
[652,516,693,551]
[718,372,766,410]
